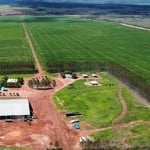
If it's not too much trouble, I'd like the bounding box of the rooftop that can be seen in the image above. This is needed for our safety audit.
[0,99,30,116]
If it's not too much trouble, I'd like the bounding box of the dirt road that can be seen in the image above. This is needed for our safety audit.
[121,23,150,31]
[113,85,127,124]
[22,22,44,76]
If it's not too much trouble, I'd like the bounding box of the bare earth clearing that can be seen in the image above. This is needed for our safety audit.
[0,78,80,150]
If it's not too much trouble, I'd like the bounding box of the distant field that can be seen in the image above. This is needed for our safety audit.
[25,16,150,82]
[0,16,35,74]
[103,17,150,28]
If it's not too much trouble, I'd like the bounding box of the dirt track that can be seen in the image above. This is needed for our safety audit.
[113,85,127,124]
[22,21,44,76]
[121,23,150,31]
[79,120,150,137]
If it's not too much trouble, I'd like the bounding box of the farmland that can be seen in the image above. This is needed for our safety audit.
[0,16,36,74]
[25,16,150,82]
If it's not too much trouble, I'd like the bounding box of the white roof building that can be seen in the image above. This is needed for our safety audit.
[90,81,98,85]
[0,99,30,117]
[7,79,18,84]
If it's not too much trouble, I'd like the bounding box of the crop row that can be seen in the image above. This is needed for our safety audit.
[0,16,36,74]
[26,16,150,82]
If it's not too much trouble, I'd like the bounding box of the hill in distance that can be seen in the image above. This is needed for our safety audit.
[0,0,150,5]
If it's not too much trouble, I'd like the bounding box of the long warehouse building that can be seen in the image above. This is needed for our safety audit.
[0,99,31,120]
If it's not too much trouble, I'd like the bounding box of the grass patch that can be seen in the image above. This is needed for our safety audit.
[91,123,150,149]
[54,73,121,128]
[92,129,117,141]
[121,88,150,123]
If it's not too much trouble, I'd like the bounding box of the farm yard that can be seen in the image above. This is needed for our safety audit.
[54,73,121,128]
[0,16,36,74]
[54,73,150,149]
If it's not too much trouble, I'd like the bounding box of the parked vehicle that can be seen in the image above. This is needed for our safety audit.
[65,112,81,117]
[74,123,80,129]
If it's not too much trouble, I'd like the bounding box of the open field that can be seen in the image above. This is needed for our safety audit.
[0,16,36,74]
[54,73,150,127]
[54,73,121,128]
[25,16,150,83]
[91,123,150,149]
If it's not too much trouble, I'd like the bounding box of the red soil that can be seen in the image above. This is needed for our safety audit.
[0,78,81,150]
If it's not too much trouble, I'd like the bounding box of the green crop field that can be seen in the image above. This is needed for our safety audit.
[25,16,150,83]
[0,16,33,62]
[0,16,35,74]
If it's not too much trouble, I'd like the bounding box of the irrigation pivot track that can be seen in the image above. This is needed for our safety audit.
[22,21,44,76]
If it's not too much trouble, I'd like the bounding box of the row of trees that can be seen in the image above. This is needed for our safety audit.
[47,61,149,100]
[28,76,56,89]
[107,62,150,101]
[47,61,106,73]
[0,62,37,74]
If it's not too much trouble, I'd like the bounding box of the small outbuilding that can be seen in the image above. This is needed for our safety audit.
[90,81,98,86]
[0,99,31,120]
[82,74,88,78]
[65,74,72,79]
[7,78,18,84]
[92,74,98,78]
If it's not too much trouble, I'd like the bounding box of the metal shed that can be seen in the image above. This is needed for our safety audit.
[0,99,30,119]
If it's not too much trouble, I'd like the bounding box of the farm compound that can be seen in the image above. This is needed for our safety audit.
[0,99,32,120]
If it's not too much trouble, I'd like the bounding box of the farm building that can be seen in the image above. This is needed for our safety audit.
[0,99,32,120]
[90,81,98,86]
[7,78,18,84]
[82,74,88,78]
[65,74,72,79]
[92,74,98,78]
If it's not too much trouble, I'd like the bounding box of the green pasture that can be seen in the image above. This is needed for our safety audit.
[0,16,34,63]
[121,88,150,123]
[92,123,150,149]
[25,16,150,82]
[54,72,150,128]
[54,73,121,128]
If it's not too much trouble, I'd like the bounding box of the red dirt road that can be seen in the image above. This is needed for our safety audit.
[0,78,80,150]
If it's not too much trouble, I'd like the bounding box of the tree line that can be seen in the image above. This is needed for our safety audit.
[47,61,150,101]
[0,61,38,74]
